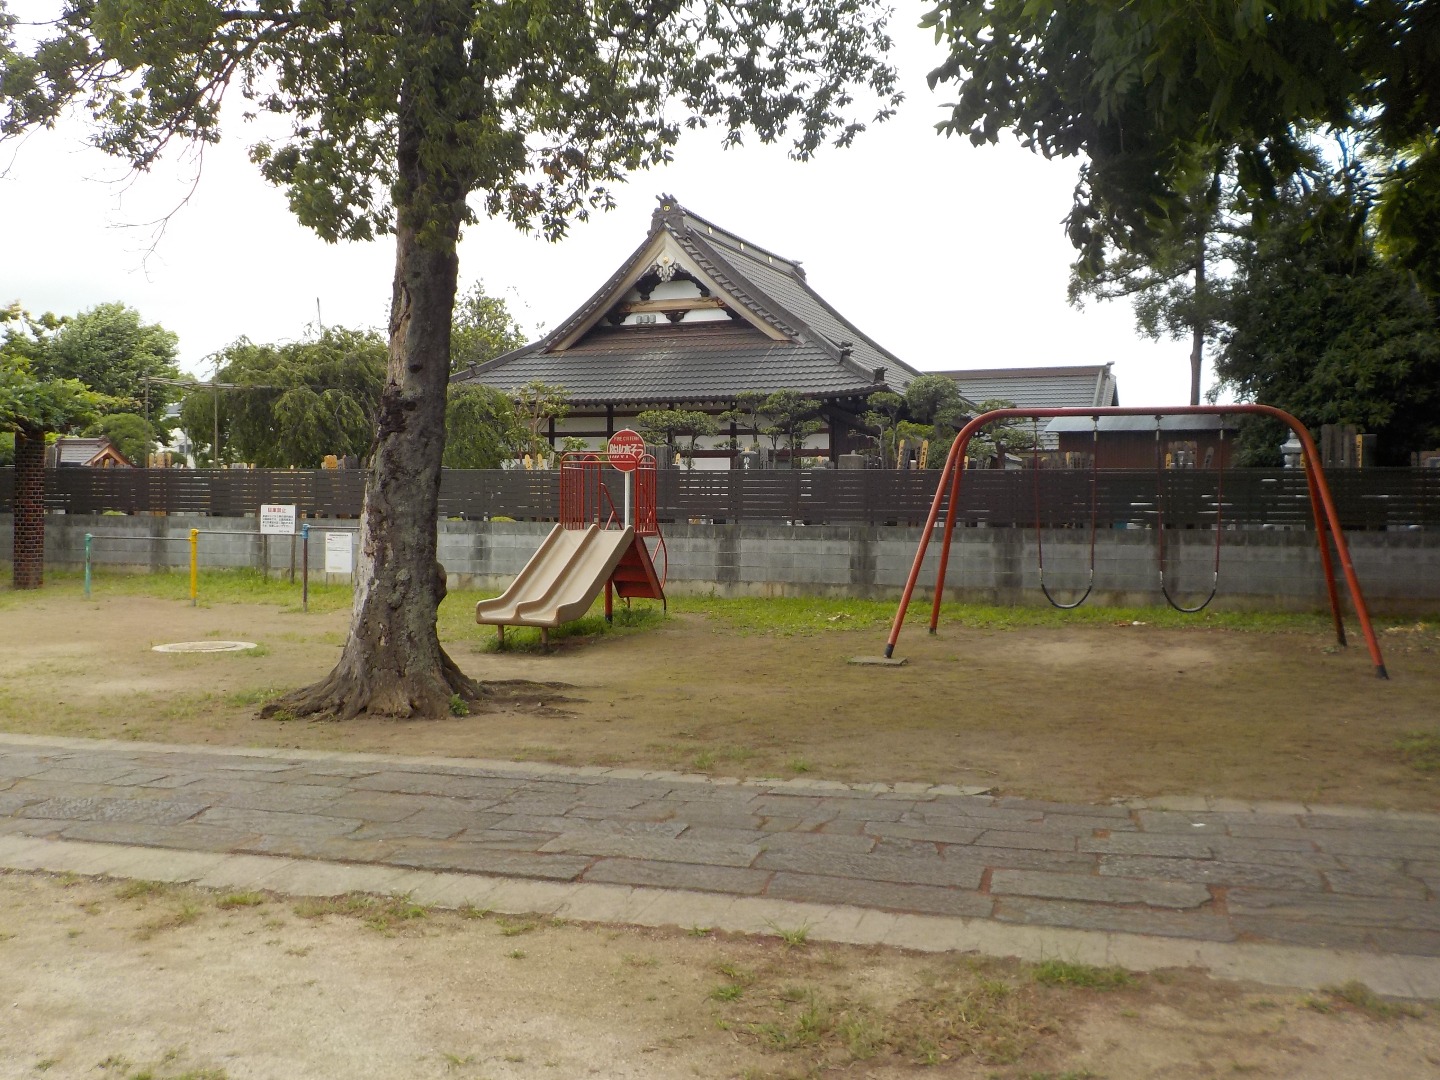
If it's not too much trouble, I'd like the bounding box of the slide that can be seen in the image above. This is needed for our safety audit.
[476,523,636,629]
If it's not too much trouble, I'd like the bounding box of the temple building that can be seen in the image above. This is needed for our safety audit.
[450,196,924,468]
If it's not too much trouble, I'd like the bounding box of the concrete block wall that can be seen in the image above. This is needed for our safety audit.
[3,514,1437,615]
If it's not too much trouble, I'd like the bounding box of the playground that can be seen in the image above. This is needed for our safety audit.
[5,414,1436,810]
[1,579,1436,810]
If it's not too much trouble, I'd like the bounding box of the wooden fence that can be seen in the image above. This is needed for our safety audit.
[1,466,1437,530]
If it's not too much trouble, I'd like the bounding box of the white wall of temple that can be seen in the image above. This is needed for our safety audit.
[615,274,733,327]
[545,411,837,467]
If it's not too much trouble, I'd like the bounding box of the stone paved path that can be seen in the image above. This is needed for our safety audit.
[3,733,1437,965]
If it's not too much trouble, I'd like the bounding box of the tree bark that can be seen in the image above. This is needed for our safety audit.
[1188,245,1207,407]
[263,53,480,720]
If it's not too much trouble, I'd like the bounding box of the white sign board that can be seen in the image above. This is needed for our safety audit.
[259,504,297,535]
[324,531,354,575]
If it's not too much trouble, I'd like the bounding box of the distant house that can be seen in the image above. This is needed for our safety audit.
[938,364,1120,450]
[451,196,924,468]
[46,437,133,468]
[1045,414,1239,470]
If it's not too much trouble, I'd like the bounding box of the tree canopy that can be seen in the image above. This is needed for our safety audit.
[925,0,1440,405]
[1,304,113,438]
[35,302,182,413]
[178,328,386,467]
[443,383,522,469]
[1214,170,1440,465]
[925,1,1438,261]
[635,407,718,467]
[2,303,114,589]
[0,0,903,718]
[450,281,528,373]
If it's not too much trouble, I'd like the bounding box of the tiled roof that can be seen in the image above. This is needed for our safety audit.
[1046,415,1235,433]
[452,198,920,405]
[50,437,131,467]
[940,364,1119,410]
[936,365,1119,448]
[457,322,883,406]
[677,209,917,392]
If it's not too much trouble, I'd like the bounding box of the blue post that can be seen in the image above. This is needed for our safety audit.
[300,523,310,612]
[84,533,93,599]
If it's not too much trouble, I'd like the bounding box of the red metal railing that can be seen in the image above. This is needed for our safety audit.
[558,452,660,537]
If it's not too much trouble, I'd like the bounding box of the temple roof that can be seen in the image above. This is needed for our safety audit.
[451,197,920,407]
[939,364,1120,411]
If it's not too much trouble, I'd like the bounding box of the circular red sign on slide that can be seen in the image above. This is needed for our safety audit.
[608,429,646,472]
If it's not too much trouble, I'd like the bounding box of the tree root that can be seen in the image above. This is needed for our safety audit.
[261,644,485,722]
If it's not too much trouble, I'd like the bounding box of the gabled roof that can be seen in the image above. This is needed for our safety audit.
[452,197,921,407]
[49,437,133,468]
[939,364,1120,411]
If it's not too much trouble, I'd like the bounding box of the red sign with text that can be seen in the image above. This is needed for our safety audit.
[608,429,646,472]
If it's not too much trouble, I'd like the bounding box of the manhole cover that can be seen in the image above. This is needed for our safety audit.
[151,641,258,654]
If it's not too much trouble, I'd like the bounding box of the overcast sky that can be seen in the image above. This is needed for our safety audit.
[1,7,1203,406]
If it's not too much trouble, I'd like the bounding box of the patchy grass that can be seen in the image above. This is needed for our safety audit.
[711,953,1061,1072]
[7,874,1439,1078]
[666,592,1342,637]
[465,602,664,653]
[1031,959,1135,990]
[115,880,180,901]
[56,569,1341,643]
[1396,730,1440,772]
[215,891,267,910]
[42,567,353,614]
[291,891,430,933]
[766,921,812,949]
[1318,980,1427,1020]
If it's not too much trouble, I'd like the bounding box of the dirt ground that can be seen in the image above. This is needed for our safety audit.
[2,871,1437,1080]
[0,590,1436,810]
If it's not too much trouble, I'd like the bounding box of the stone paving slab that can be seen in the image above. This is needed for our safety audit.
[2,733,1439,995]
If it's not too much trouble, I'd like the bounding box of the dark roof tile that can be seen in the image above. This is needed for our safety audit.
[452,198,919,404]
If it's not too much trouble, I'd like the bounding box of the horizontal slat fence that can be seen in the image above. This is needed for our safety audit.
[1,467,1436,530]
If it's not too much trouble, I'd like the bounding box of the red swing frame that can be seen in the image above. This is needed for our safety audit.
[884,405,1389,679]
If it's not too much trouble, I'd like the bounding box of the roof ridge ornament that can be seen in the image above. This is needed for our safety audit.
[652,193,684,231]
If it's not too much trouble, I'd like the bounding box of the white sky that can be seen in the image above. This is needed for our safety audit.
[0,9,1202,405]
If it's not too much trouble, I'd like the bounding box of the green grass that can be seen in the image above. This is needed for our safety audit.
[5,567,1382,649]
[30,567,355,613]
[1396,730,1440,772]
[215,891,266,910]
[766,921,812,949]
[115,880,177,901]
[1318,980,1426,1019]
[291,891,430,932]
[1030,959,1135,990]
[669,592,1346,636]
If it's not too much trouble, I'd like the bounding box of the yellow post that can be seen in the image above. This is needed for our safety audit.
[189,529,199,606]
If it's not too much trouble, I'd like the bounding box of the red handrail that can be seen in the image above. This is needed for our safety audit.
[558,451,661,537]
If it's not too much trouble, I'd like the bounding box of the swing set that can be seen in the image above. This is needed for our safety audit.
[883,405,1389,678]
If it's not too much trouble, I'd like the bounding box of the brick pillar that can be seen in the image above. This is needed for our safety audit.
[12,431,45,590]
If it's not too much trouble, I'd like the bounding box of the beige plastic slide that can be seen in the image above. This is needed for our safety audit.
[476,523,636,629]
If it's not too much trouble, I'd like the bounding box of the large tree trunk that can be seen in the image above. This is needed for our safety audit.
[12,430,46,590]
[263,71,479,720]
[1188,243,1207,407]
